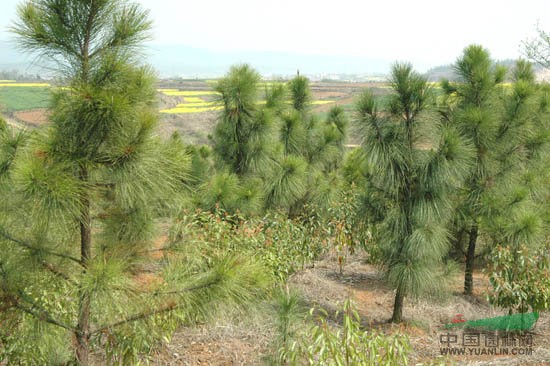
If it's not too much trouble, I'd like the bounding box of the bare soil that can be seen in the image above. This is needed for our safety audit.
[13,108,49,126]
[158,111,218,145]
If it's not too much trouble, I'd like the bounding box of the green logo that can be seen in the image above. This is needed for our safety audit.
[445,312,539,331]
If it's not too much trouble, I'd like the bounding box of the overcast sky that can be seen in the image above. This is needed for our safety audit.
[1,0,550,72]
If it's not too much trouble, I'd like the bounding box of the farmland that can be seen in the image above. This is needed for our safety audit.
[156,80,375,144]
[0,79,391,144]
[0,83,51,111]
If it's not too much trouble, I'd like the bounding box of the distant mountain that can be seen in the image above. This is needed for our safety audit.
[423,64,455,81]
[0,40,26,69]
[0,40,50,78]
[4,40,546,82]
[424,59,547,82]
[144,44,392,78]
[0,40,392,79]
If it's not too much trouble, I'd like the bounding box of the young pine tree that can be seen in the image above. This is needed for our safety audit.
[356,63,472,322]
[205,65,276,214]
[1,2,270,364]
[213,64,277,177]
[440,45,505,295]
[209,68,348,218]
[267,75,311,215]
[483,65,550,313]
[440,46,548,295]
[485,60,550,247]
[279,75,348,217]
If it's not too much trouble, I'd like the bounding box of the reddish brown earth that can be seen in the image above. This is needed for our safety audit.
[13,108,49,126]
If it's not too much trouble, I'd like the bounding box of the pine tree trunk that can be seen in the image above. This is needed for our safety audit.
[464,225,478,295]
[76,291,90,365]
[391,287,404,323]
[453,228,465,256]
[76,166,92,365]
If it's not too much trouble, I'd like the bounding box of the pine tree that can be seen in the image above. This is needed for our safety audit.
[439,46,549,295]
[210,69,347,217]
[213,64,276,177]
[281,75,348,217]
[205,65,276,215]
[356,63,472,322]
[481,60,550,261]
[440,45,506,295]
[288,75,311,113]
[1,1,270,364]
[270,75,311,215]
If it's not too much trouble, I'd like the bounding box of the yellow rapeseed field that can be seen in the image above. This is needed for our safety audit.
[176,102,217,108]
[160,99,335,114]
[160,106,223,114]
[0,83,51,87]
[184,97,206,103]
[160,90,219,96]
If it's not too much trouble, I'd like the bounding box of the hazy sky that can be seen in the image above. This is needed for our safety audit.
[1,0,550,72]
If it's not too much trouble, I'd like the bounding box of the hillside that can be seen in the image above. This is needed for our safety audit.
[424,60,550,81]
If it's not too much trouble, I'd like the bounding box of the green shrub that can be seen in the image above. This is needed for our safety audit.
[169,209,327,283]
[327,187,360,273]
[279,299,411,365]
[488,244,550,314]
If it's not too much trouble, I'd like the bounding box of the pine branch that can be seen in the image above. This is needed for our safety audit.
[91,279,221,334]
[153,280,221,296]
[0,227,82,265]
[0,264,75,332]
[14,302,75,332]
[93,182,116,189]
[41,261,77,285]
[91,301,177,335]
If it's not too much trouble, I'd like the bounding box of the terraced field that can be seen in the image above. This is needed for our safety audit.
[158,85,336,115]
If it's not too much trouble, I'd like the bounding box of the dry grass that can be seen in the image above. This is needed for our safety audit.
[150,323,273,365]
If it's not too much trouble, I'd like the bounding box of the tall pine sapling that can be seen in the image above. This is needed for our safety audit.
[441,46,549,295]
[356,63,472,322]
